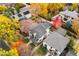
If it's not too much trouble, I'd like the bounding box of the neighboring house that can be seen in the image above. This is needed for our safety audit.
[59,10,78,23]
[43,31,70,56]
[55,27,67,36]
[20,19,38,34]
[29,22,51,43]
[10,5,32,20]
[51,15,63,29]
[0,40,10,51]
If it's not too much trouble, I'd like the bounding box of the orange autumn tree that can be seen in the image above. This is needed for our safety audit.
[72,19,79,35]
[30,3,48,18]
[30,3,41,17]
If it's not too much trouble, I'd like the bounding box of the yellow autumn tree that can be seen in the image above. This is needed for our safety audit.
[73,40,79,56]
[0,15,20,44]
[48,3,65,16]
[39,3,48,18]
[0,5,8,13]
[30,3,48,18]
[48,3,65,11]
[0,48,19,56]
[71,3,78,10]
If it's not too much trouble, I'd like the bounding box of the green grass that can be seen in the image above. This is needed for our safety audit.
[35,45,48,56]
[29,43,35,48]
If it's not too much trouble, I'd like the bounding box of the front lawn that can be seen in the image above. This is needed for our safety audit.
[29,43,35,48]
[33,45,48,56]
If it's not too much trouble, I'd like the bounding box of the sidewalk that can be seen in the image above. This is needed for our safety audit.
[31,43,42,55]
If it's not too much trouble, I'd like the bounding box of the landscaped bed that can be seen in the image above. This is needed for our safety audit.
[24,37,30,43]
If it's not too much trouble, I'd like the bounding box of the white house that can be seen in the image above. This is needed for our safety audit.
[29,22,51,43]
[59,10,78,23]
[9,5,32,20]
[43,31,70,56]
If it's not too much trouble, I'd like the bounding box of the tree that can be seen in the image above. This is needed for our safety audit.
[0,15,20,44]
[30,3,48,19]
[15,3,25,9]
[30,3,41,17]
[71,3,78,11]
[39,3,48,18]
[0,5,8,14]
[48,3,65,16]
[0,48,19,56]
[73,40,79,56]
[15,3,26,13]
[72,19,79,35]
[68,36,79,56]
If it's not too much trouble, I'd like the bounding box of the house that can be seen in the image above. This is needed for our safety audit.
[59,10,78,22]
[9,5,32,20]
[20,19,38,34]
[29,22,51,43]
[43,31,70,56]
[60,10,78,19]
[51,15,63,29]
[59,10,78,28]
[59,10,78,23]
[0,40,10,51]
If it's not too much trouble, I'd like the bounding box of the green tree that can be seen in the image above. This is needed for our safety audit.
[15,3,25,13]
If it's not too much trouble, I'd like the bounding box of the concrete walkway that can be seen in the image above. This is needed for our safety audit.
[45,52,51,56]
[31,43,42,55]
[27,40,32,46]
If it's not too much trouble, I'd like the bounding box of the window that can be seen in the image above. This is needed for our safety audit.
[23,11,30,15]
[64,17,68,21]
[72,17,74,19]
[18,14,22,17]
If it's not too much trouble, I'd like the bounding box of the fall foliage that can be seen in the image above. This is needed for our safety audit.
[0,15,20,43]
[72,19,79,35]
[0,48,19,56]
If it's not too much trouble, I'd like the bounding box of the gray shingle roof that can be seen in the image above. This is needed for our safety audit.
[40,22,51,30]
[60,10,78,19]
[55,28,67,36]
[30,24,46,43]
[30,22,51,43]
[44,31,70,54]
